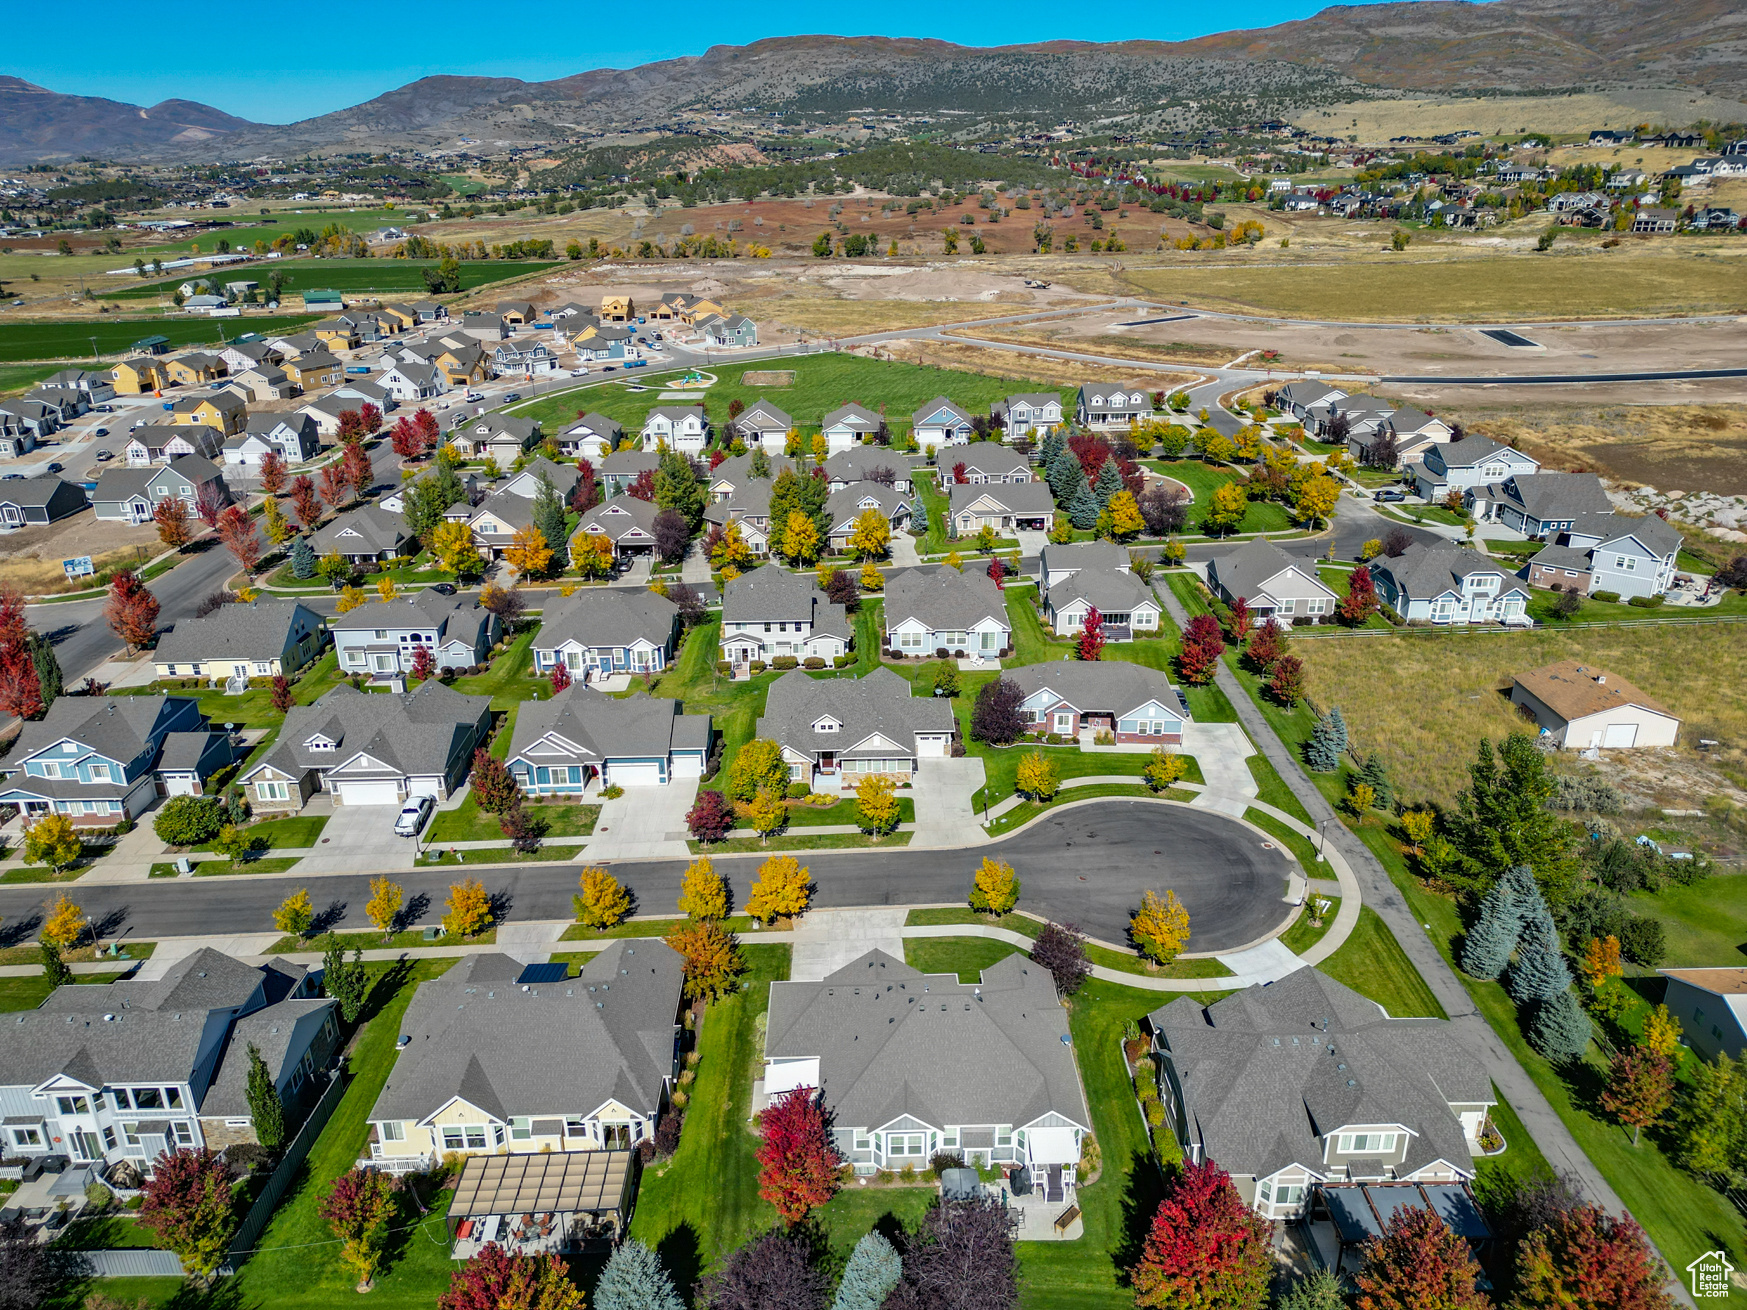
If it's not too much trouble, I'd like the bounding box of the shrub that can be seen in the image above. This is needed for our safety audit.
[716,661,732,675]
[1620,915,1666,966]
[601,784,625,800]
[786,781,812,800]
[833,654,851,668]
[773,655,798,670]
[749,660,767,673]
[1592,589,1621,603]
[802,656,825,669]
[1626,594,1664,608]
[152,795,224,847]
[929,1152,964,1178]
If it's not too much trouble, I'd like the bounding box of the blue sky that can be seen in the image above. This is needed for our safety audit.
[9,2,1359,124]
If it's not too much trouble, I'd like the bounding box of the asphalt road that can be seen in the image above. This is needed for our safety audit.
[0,799,1293,954]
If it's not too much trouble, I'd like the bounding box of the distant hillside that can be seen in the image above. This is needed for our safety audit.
[0,77,256,163]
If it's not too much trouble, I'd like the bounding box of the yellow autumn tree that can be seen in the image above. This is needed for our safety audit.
[1400,809,1435,855]
[574,532,615,579]
[747,854,812,923]
[375,575,397,602]
[783,510,821,566]
[574,865,630,929]
[432,520,483,575]
[24,815,82,874]
[1582,935,1624,989]
[1204,482,1248,535]
[1131,889,1191,963]
[262,497,294,545]
[39,891,84,949]
[1015,749,1059,802]
[677,856,728,921]
[710,521,753,571]
[747,786,789,840]
[1106,490,1144,541]
[503,525,553,578]
[443,877,493,937]
[1642,1003,1683,1057]
[860,562,884,592]
[1143,747,1187,792]
[847,509,890,560]
[1293,473,1341,527]
[273,887,314,938]
[855,773,900,835]
[366,877,403,940]
[335,585,367,614]
[968,858,1020,916]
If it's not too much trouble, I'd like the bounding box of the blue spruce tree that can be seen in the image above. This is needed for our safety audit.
[1458,881,1523,981]
[1507,913,1572,1005]
[1047,449,1079,500]
[1039,429,1065,469]
[290,536,316,580]
[595,1238,684,1310]
[1326,706,1348,755]
[1064,468,1101,530]
[1529,989,1593,1063]
[1092,457,1125,507]
[831,1231,903,1310]
[1304,711,1342,772]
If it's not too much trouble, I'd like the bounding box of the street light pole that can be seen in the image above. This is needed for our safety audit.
[1317,818,1334,861]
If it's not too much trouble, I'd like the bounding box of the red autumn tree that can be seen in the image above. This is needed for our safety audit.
[1341,565,1380,626]
[438,1245,582,1310]
[1266,654,1306,707]
[469,748,520,814]
[390,416,425,461]
[571,461,599,513]
[410,645,437,682]
[194,480,228,529]
[153,496,193,550]
[412,407,440,448]
[215,506,263,573]
[626,469,656,502]
[550,661,572,693]
[1228,594,1253,641]
[952,460,969,484]
[687,789,735,843]
[270,675,294,712]
[1353,1206,1489,1310]
[104,570,161,653]
[1245,620,1287,673]
[0,643,43,720]
[137,1148,236,1277]
[1177,614,1225,685]
[988,556,1006,590]
[337,407,367,445]
[0,588,24,647]
[259,451,287,495]
[342,444,373,500]
[288,475,322,528]
[1131,1159,1272,1310]
[1076,604,1105,661]
[318,462,350,510]
[358,401,382,436]
[1599,1044,1675,1146]
[1511,1204,1674,1310]
[756,1085,841,1224]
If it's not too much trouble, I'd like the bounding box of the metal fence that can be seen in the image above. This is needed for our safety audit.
[224,1066,352,1270]
[77,1249,188,1278]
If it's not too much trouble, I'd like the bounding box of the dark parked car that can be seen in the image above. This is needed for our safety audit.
[45,462,62,474]
[429,582,457,596]
[1373,488,1408,503]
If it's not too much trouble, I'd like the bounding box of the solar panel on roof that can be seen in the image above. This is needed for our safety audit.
[516,963,569,985]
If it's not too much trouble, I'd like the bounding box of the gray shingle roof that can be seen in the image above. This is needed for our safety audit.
[536,588,678,654]
[1433,435,1511,468]
[0,475,85,510]
[509,686,706,764]
[201,998,337,1117]
[154,600,320,666]
[948,482,1055,516]
[950,449,1030,480]
[735,399,793,431]
[599,450,659,478]
[1046,567,1156,616]
[765,950,1089,1133]
[1376,544,1529,602]
[722,563,847,627]
[248,681,489,782]
[1151,970,1492,1181]
[10,695,196,771]
[310,504,411,557]
[883,565,1007,632]
[1567,511,1681,554]
[328,587,477,636]
[1488,472,1613,522]
[824,447,907,485]
[368,943,683,1124]
[1207,539,1333,602]
[911,396,973,427]
[577,494,660,544]
[1003,662,1180,716]
[709,453,796,489]
[822,403,881,431]
[1040,541,1128,577]
[757,667,954,761]
[825,481,909,530]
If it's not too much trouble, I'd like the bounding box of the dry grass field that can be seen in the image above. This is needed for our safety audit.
[958,326,1243,369]
[1292,625,1747,809]
[876,337,1198,390]
[1439,403,1747,494]
[1294,91,1747,140]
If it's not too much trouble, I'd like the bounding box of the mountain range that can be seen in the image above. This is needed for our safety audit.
[4,0,1744,164]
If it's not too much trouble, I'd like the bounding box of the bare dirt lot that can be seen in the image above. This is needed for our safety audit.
[0,513,161,594]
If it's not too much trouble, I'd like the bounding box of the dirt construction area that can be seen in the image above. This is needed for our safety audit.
[0,514,160,595]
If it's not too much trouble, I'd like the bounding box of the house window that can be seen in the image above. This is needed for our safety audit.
[1338,1131,1399,1155]
[1614,555,1636,571]
[56,1096,90,1116]
[380,1121,405,1141]
[441,1128,465,1151]
[90,763,110,781]
[898,631,925,650]
[1305,599,1327,615]
[1279,599,1296,614]
[9,1128,41,1149]
[122,1123,141,1146]
[886,1134,926,1157]
[170,1123,194,1145]
[257,781,290,802]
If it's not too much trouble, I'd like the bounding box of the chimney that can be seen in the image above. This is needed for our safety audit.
[1595,675,1606,685]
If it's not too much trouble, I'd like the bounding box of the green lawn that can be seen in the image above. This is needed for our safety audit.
[450,629,550,710]
[904,936,1021,981]
[902,910,1232,981]
[0,363,62,395]
[196,814,327,851]
[984,782,1199,837]
[913,470,951,553]
[415,844,577,866]
[691,831,911,855]
[108,259,558,301]
[1280,898,1340,955]
[265,927,498,954]
[1628,872,1747,965]
[0,314,322,363]
[428,797,599,844]
[0,971,128,1011]
[1142,460,1293,535]
[1525,588,1747,625]
[1318,907,1447,1019]
[1243,807,1319,874]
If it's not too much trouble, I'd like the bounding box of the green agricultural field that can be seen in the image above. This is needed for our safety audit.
[512,353,1068,439]
[0,363,62,395]
[0,314,322,363]
[107,258,559,301]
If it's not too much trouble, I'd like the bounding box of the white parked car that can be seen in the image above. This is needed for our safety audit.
[393,796,435,837]
[570,367,590,376]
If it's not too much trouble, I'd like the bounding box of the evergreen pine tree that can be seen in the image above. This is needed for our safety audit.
[244,1042,286,1150]
[1507,914,1573,1005]
[290,536,317,579]
[1092,457,1124,506]
[1304,712,1342,772]
[1530,989,1594,1062]
[532,475,569,573]
[1064,468,1101,529]
[26,631,61,713]
[654,450,705,532]
[595,1238,684,1310]
[39,940,72,989]
[831,1231,903,1310]
[1045,449,1076,499]
[1458,882,1522,981]
[1359,752,1392,811]
[1040,429,1064,468]
[1327,706,1349,755]
[1504,862,1546,910]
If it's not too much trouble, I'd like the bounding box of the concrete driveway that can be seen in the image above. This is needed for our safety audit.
[296,801,416,874]
[1181,722,1259,817]
[588,781,699,860]
[911,757,986,847]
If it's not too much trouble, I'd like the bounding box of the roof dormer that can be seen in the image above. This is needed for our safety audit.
[812,716,842,733]
[305,733,338,752]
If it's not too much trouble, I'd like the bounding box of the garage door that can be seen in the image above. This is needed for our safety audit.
[916,735,950,758]
[336,780,403,806]
[606,761,665,787]
[1603,722,1638,749]
[404,776,442,801]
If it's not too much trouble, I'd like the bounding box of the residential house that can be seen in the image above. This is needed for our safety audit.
[0,475,87,528]
[1371,544,1530,624]
[1413,436,1539,501]
[449,414,540,465]
[1632,207,1679,233]
[765,950,1091,1188]
[491,340,557,377]
[825,447,912,493]
[991,394,1063,438]
[1655,971,1747,1063]
[508,687,710,791]
[0,949,337,1168]
[378,465,481,516]
[0,695,228,823]
[109,357,166,395]
[362,945,682,1172]
[1040,540,1130,588]
[310,319,360,351]
[824,482,912,552]
[131,334,171,356]
[218,342,284,375]
[640,406,710,455]
[0,399,60,446]
[240,680,491,810]
[41,367,115,403]
[1276,382,1347,420]
[163,352,228,387]
[702,479,777,556]
[758,667,955,788]
[152,600,328,683]
[282,351,344,391]
[224,366,298,404]
[223,414,321,468]
[945,448,1033,485]
[1526,511,1680,600]
[710,452,794,499]
[575,495,661,559]
[93,457,229,524]
[1005,662,1186,743]
[498,457,580,503]
[820,403,883,454]
[910,397,976,450]
[719,564,853,670]
[597,450,660,497]
[328,588,499,676]
[1150,969,1495,1221]
[532,588,682,680]
[1075,384,1150,429]
[728,399,793,449]
[560,412,623,461]
[1606,168,1648,191]
[699,313,758,348]
[25,386,90,422]
[1370,407,1456,469]
[882,565,1011,659]
[169,390,246,436]
[310,504,414,564]
[496,300,536,326]
[1470,471,1613,534]
[1510,659,1681,750]
[379,360,447,402]
[1205,540,1339,622]
[126,423,224,466]
[434,342,491,387]
[572,324,633,362]
[948,482,1055,537]
[599,295,635,322]
[1044,567,1161,637]
[460,312,507,341]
